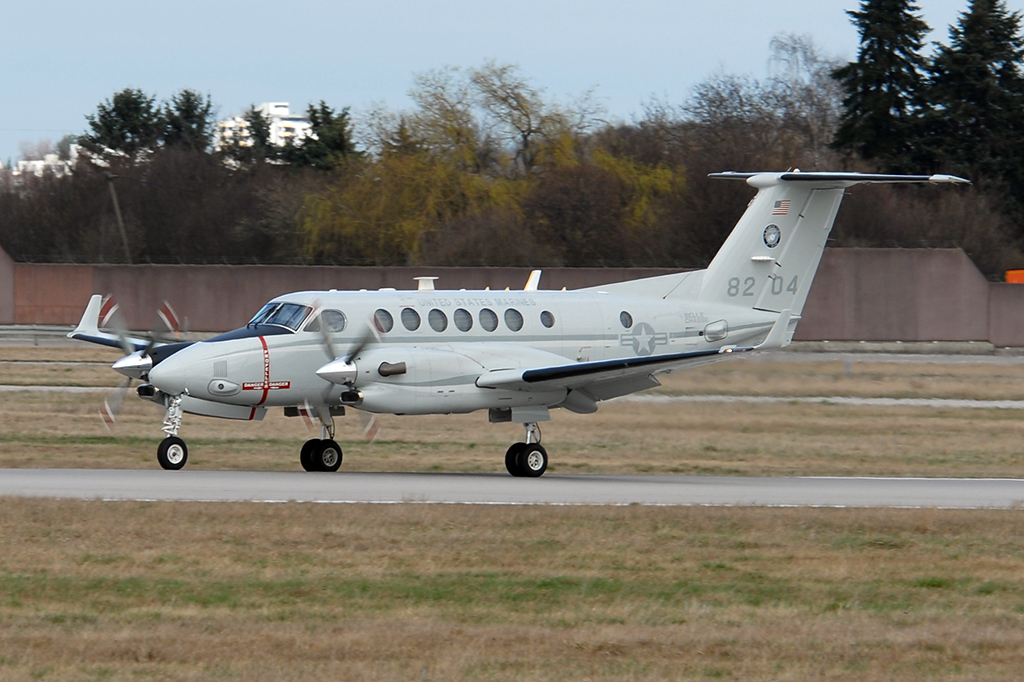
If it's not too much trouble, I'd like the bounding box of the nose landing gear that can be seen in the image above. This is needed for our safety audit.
[505,422,548,477]
[157,395,188,470]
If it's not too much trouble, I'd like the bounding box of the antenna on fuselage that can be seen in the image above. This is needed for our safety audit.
[415,276,438,292]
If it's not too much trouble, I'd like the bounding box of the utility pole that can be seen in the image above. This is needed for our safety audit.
[105,172,131,264]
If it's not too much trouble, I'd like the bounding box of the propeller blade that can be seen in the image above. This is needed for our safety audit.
[156,301,181,339]
[318,318,340,360]
[343,322,381,363]
[100,378,131,432]
[358,410,380,444]
[105,305,136,352]
[299,400,315,431]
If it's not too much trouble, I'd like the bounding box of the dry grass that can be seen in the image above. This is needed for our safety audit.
[2,500,1024,681]
[656,354,1024,401]
[4,348,1024,679]
[4,351,1024,477]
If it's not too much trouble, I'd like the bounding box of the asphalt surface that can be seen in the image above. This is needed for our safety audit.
[2,469,1023,508]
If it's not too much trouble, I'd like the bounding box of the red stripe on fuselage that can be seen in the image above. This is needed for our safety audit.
[258,336,270,405]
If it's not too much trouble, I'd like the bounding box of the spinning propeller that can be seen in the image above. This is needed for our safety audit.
[99,297,183,431]
[313,308,382,443]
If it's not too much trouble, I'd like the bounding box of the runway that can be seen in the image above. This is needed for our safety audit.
[2,469,1024,509]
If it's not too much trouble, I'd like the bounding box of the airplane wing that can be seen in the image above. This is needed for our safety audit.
[477,345,747,390]
[473,310,790,411]
[67,295,148,351]
[68,294,182,353]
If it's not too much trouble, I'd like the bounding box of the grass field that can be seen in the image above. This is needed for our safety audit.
[3,347,1024,478]
[3,347,1024,680]
[3,500,1024,681]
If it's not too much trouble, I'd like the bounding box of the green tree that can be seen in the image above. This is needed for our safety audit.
[81,87,163,161]
[831,0,931,170]
[163,89,214,152]
[282,102,358,170]
[925,0,1024,191]
[220,106,274,165]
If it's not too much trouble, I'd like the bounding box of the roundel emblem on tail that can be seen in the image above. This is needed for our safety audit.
[763,224,781,248]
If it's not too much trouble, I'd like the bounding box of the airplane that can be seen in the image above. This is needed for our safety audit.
[68,171,968,476]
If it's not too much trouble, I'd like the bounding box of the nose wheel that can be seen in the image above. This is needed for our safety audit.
[156,395,188,470]
[157,436,188,470]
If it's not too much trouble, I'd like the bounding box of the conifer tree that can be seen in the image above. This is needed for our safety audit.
[926,0,1024,192]
[831,0,930,171]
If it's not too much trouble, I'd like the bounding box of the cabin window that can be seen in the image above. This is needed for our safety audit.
[306,310,346,333]
[373,309,394,333]
[401,307,420,331]
[540,310,555,328]
[620,311,633,329]
[480,308,498,332]
[504,308,524,332]
[248,302,313,332]
[454,308,473,332]
[704,319,729,342]
[428,308,448,332]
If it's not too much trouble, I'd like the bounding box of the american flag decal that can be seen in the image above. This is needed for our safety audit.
[772,200,791,216]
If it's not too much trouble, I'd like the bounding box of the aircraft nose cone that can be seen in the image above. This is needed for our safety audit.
[148,351,188,396]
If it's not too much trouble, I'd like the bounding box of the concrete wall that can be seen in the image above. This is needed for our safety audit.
[795,249,990,342]
[13,262,674,331]
[4,243,1024,345]
[0,245,13,324]
[988,284,1024,348]
[13,264,93,325]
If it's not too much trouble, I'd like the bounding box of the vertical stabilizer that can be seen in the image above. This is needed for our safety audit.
[697,172,969,318]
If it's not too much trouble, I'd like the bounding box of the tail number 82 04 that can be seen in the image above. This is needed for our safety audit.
[727,276,798,297]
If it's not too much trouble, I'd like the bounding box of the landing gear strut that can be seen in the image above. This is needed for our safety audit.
[157,395,188,470]
[505,422,548,478]
[300,407,343,472]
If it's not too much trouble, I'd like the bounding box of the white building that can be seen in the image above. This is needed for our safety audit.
[215,102,313,151]
[12,145,79,178]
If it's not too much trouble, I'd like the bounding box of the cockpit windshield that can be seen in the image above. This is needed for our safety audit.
[247,302,313,332]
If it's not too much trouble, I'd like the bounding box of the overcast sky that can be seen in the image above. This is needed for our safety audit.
[3,0,1022,165]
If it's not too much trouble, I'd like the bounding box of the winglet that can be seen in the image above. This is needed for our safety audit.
[524,270,542,291]
[755,309,792,350]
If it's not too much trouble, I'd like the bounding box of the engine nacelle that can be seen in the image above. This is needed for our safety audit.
[326,346,566,415]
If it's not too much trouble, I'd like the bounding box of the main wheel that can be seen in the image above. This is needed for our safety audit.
[311,439,343,472]
[300,439,320,472]
[516,444,548,478]
[157,436,188,470]
[505,442,526,476]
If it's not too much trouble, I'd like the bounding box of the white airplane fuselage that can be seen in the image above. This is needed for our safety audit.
[148,288,778,417]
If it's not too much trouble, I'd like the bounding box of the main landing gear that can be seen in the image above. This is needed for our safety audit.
[505,422,548,478]
[157,395,187,470]
[300,407,343,472]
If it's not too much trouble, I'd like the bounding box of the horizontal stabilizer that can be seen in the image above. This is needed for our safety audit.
[709,171,970,186]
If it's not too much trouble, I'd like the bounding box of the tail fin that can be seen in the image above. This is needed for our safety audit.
[697,172,968,316]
